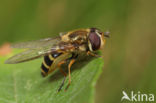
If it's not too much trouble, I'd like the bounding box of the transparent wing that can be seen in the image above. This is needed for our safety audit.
[5,49,49,64]
[5,40,76,64]
[11,37,61,49]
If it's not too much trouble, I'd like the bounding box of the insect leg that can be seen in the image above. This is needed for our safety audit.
[58,61,67,76]
[57,61,67,92]
[87,51,101,57]
[65,59,76,91]
[58,76,66,92]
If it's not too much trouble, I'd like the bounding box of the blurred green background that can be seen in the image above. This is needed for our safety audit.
[0,0,156,103]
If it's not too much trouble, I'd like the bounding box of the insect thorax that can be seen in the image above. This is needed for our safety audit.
[61,29,89,43]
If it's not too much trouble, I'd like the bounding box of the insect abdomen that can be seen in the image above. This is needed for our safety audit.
[41,53,62,77]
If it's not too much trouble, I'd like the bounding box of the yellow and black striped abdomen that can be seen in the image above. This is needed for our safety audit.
[41,53,62,77]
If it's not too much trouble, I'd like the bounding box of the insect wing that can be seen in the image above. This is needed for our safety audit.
[5,47,52,64]
[11,37,61,49]
[5,40,77,64]
[5,37,61,64]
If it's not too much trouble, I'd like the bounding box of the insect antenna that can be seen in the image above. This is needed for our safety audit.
[104,30,110,38]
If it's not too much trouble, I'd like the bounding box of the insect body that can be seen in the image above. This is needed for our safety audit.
[5,28,109,91]
[41,52,62,77]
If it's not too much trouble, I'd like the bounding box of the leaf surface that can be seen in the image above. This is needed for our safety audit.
[0,52,104,103]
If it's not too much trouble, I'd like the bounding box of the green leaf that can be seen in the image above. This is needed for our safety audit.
[0,52,104,103]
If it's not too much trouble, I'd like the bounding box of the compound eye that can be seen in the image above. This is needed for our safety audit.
[89,32,101,51]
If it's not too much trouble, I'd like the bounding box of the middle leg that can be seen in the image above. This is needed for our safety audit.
[57,60,67,92]
[65,59,76,91]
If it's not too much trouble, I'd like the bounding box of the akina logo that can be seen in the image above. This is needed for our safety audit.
[121,91,154,102]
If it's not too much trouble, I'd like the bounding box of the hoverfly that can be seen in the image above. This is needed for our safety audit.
[5,28,109,91]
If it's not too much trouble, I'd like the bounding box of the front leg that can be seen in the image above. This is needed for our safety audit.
[87,51,101,58]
